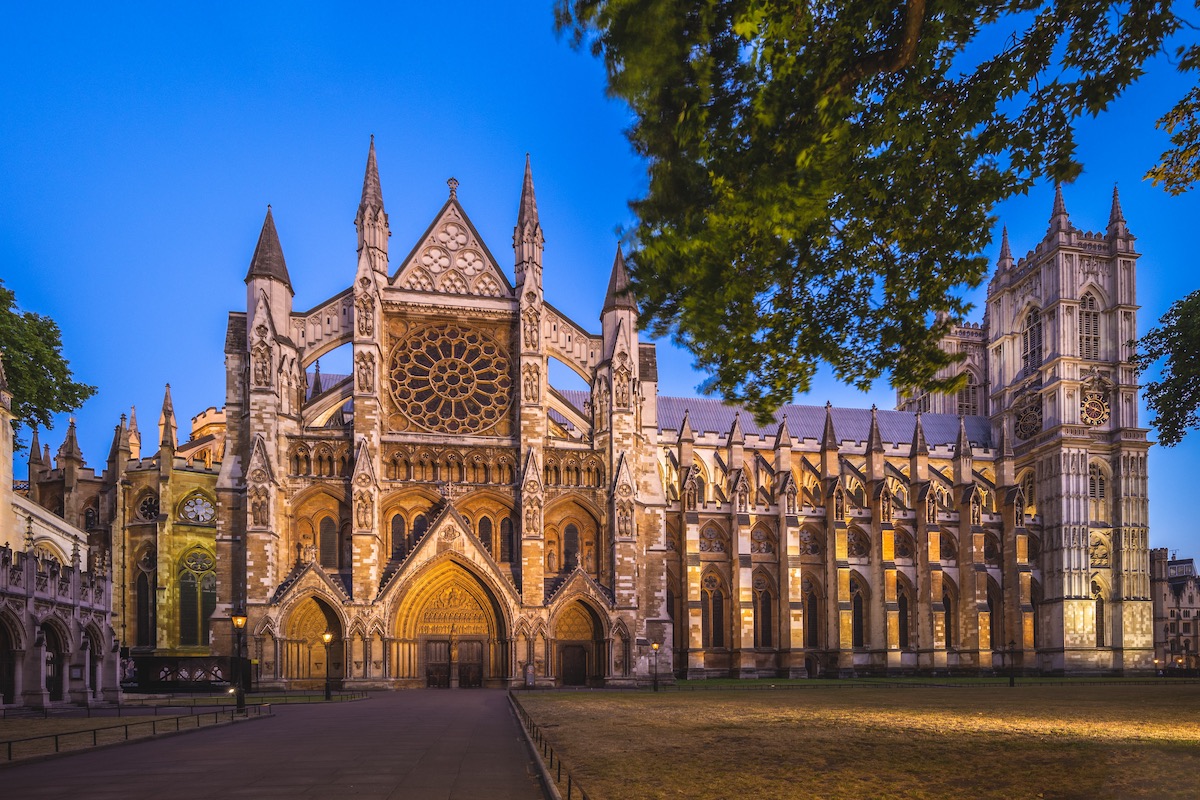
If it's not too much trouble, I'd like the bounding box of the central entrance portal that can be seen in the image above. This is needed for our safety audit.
[395,558,510,688]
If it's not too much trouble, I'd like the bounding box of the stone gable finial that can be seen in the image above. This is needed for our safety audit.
[447,177,459,199]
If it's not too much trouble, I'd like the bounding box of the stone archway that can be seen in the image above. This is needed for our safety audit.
[282,596,343,689]
[553,601,606,687]
[393,561,509,688]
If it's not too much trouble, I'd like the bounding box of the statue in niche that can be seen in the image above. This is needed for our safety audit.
[252,342,271,387]
[522,307,539,349]
[522,364,540,402]
[356,294,374,337]
[617,501,633,538]
[614,367,630,409]
[356,491,373,528]
[355,352,375,392]
[970,495,982,526]
[547,549,557,572]
[737,482,750,512]
[524,505,540,537]
[785,484,797,514]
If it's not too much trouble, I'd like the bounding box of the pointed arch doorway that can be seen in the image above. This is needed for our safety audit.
[283,596,343,689]
[394,560,509,688]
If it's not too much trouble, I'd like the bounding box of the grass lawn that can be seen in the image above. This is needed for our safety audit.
[0,711,239,761]
[516,684,1200,800]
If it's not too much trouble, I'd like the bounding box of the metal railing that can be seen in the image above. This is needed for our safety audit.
[509,692,591,800]
[2,704,273,762]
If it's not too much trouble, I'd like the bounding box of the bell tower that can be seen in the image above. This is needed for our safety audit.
[984,185,1151,674]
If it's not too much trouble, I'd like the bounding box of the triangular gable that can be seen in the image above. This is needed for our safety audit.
[271,559,351,604]
[247,434,276,485]
[391,197,514,298]
[547,566,615,608]
[386,502,520,604]
[351,437,377,486]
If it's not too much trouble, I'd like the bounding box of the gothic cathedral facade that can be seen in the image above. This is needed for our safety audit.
[26,142,1153,686]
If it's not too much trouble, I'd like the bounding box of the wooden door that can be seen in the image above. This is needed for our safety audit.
[458,640,483,688]
[561,645,587,686]
[426,640,450,688]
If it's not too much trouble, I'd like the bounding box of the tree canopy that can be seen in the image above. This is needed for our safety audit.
[1135,288,1200,446]
[0,280,96,448]
[557,0,1196,421]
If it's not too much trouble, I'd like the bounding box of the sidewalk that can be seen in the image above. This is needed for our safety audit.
[2,690,546,799]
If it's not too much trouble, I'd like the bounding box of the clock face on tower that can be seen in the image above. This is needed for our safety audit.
[1015,393,1043,440]
[1081,391,1110,426]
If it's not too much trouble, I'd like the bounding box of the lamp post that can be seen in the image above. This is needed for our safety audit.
[322,631,334,701]
[1154,657,1161,677]
[1007,640,1016,688]
[231,609,247,713]
[651,642,659,692]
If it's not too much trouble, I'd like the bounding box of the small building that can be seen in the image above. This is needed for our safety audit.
[1151,548,1200,671]
[0,360,120,707]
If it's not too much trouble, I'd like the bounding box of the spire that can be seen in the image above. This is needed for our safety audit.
[513,154,544,286]
[355,136,390,261]
[106,415,127,465]
[1000,414,1014,458]
[909,412,928,457]
[998,225,1013,268]
[603,245,637,314]
[727,411,745,468]
[128,405,141,460]
[867,405,884,453]
[359,135,383,213]
[516,153,538,232]
[678,410,694,443]
[821,402,839,450]
[1049,183,1070,233]
[311,359,322,396]
[955,416,973,459]
[774,415,792,450]
[1107,183,1129,238]
[159,383,177,449]
[29,427,43,466]
[245,206,293,293]
[57,417,83,462]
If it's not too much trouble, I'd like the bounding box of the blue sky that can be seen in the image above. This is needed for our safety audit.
[2,3,1198,558]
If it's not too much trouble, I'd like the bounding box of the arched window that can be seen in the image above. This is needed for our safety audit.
[319,516,337,568]
[1020,472,1037,518]
[753,574,773,649]
[413,513,429,547]
[84,507,98,531]
[804,583,820,648]
[702,573,725,648]
[898,592,911,650]
[851,577,867,648]
[1089,464,1108,523]
[391,515,406,557]
[986,585,1001,650]
[478,516,493,555]
[136,571,154,648]
[1021,308,1043,378]
[563,524,580,570]
[500,518,514,562]
[1079,292,1100,361]
[957,371,980,416]
[178,549,216,647]
[1093,580,1106,648]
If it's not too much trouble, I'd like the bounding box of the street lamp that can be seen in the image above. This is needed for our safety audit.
[1007,640,1016,688]
[322,631,334,701]
[651,641,660,692]
[231,609,247,713]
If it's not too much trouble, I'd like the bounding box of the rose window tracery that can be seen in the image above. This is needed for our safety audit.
[388,324,512,434]
[137,494,160,521]
[181,494,215,524]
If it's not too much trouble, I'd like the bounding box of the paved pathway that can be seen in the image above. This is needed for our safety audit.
[2,690,546,799]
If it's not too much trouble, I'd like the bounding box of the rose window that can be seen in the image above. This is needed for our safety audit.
[388,324,512,434]
[182,494,215,524]
[138,494,160,521]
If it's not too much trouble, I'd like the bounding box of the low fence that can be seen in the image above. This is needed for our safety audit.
[2,704,273,762]
[509,692,591,800]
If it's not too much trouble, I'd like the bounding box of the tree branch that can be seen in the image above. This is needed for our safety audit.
[833,0,927,94]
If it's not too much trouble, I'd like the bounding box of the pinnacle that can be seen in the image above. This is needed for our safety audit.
[359,135,384,212]
[516,154,538,230]
[999,225,1012,264]
[245,206,293,293]
[603,244,636,313]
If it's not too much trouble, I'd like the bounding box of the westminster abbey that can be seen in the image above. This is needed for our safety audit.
[19,141,1153,689]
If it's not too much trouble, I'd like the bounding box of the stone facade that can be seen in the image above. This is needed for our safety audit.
[23,145,1154,685]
